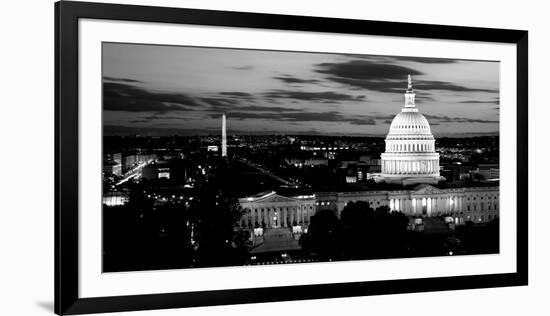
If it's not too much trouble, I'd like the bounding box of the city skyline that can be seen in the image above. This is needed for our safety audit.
[103,42,499,137]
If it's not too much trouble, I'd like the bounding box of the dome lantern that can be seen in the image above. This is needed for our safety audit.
[404,74,416,110]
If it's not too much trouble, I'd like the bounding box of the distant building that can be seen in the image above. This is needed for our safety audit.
[477,164,500,180]
[122,154,137,171]
[103,160,122,176]
[106,152,122,164]
[141,160,189,182]
[286,157,329,168]
[103,192,129,206]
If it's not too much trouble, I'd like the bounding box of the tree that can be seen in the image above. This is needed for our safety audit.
[300,210,342,260]
[339,202,409,259]
[103,189,197,272]
[189,165,247,267]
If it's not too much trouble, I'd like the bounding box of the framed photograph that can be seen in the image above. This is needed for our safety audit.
[55,1,528,314]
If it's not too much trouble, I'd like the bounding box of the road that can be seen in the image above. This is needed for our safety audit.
[115,160,154,186]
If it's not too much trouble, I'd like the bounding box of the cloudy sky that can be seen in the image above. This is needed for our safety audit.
[103,42,499,137]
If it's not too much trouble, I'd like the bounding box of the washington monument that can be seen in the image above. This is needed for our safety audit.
[221,113,227,157]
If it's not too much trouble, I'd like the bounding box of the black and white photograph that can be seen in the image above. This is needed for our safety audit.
[102,42,500,272]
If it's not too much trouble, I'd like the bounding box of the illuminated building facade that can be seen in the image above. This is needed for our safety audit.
[237,191,316,229]
[315,184,499,225]
[379,75,444,185]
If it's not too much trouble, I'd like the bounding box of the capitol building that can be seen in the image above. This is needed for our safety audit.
[235,76,499,250]
[378,75,444,185]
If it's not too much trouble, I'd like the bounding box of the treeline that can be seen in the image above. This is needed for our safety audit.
[300,201,499,261]
[300,202,410,261]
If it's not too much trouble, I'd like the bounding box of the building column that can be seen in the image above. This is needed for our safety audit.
[283,208,288,227]
[289,208,293,226]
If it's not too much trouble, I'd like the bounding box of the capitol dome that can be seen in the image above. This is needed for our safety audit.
[387,111,432,136]
[378,75,444,185]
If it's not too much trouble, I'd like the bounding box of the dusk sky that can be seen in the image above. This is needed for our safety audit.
[103,42,499,137]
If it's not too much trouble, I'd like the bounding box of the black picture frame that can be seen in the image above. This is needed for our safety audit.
[55,1,528,315]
